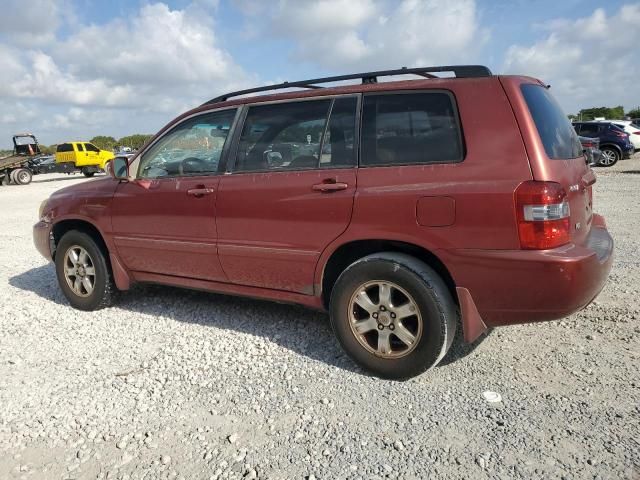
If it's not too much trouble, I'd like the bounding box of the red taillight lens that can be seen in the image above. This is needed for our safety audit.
[612,129,627,138]
[514,181,571,249]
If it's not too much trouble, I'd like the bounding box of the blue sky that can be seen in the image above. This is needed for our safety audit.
[1,0,638,146]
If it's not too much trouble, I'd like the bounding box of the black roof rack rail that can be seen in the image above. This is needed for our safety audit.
[202,65,492,105]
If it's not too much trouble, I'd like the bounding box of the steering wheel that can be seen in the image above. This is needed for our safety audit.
[178,157,209,175]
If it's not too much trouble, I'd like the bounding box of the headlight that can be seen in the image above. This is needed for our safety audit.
[39,199,49,219]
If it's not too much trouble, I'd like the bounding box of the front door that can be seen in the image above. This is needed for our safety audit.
[83,143,101,165]
[110,108,237,282]
[216,96,359,294]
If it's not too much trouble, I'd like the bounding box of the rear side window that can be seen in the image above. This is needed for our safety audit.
[56,143,73,152]
[233,98,358,172]
[521,84,582,159]
[321,97,358,168]
[76,143,85,152]
[361,92,463,166]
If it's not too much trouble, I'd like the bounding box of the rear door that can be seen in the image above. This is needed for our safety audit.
[511,81,593,246]
[216,96,358,294]
[110,108,238,281]
[74,143,85,165]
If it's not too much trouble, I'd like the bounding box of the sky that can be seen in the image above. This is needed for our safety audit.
[1,0,638,146]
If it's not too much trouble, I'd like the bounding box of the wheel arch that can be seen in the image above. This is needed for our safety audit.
[599,143,622,155]
[51,218,109,260]
[51,217,131,291]
[319,239,457,310]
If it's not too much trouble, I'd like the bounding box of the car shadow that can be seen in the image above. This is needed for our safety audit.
[10,264,482,377]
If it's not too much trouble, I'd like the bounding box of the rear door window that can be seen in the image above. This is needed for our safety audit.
[361,92,463,166]
[234,99,332,172]
[521,84,582,159]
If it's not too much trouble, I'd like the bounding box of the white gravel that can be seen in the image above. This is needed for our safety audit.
[0,159,638,479]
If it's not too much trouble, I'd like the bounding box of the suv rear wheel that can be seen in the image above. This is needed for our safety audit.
[55,230,115,311]
[329,252,457,379]
[599,147,619,167]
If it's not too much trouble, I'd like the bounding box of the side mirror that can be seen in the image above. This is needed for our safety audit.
[109,157,129,180]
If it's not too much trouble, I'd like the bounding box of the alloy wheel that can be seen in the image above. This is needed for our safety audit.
[600,150,617,166]
[348,281,423,358]
[63,245,96,297]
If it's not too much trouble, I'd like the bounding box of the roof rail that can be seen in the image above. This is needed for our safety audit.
[202,65,492,105]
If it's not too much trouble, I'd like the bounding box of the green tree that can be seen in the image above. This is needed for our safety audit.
[117,134,153,150]
[578,106,625,120]
[626,107,640,119]
[90,135,117,150]
[40,144,56,155]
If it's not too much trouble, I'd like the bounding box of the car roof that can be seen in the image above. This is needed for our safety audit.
[141,71,542,153]
[178,74,541,121]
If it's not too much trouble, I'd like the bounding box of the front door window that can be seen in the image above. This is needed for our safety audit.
[138,109,237,178]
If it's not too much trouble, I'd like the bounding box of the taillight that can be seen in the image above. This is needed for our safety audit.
[582,141,596,148]
[611,129,627,138]
[514,181,571,249]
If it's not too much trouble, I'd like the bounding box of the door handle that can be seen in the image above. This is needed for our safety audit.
[187,186,215,197]
[312,181,348,193]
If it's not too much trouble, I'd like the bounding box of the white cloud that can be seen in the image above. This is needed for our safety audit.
[0,2,250,145]
[504,4,640,113]
[247,0,488,70]
[0,0,63,46]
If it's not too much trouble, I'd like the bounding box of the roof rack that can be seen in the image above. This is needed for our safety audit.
[202,65,492,105]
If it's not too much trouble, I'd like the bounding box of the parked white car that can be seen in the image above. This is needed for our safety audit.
[597,120,640,150]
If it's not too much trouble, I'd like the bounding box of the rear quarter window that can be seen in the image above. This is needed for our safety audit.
[521,84,582,159]
[361,92,464,166]
[56,143,73,153]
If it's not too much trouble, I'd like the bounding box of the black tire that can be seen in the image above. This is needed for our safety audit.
[599,147,619,167]
[82,167,95,177]
[0,173,8,186]
[9,169,18,184]
[329,252,457,380]
[14,168,33,185]
[55,230,115,311]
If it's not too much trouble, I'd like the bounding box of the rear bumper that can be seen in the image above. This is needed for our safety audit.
[33,220,53,261]
[444,216,613,328]
[623,146,634,159]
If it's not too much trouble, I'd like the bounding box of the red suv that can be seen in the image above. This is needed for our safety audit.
[34,66,613,379]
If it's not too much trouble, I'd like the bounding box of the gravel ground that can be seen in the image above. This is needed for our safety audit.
[0,157,638,480]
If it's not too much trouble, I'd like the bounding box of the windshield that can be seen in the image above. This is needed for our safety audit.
[14,136,36,146]
[521,84,582,159]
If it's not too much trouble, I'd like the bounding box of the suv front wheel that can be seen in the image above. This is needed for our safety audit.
[55,230,115,311]
[330,252,457,379]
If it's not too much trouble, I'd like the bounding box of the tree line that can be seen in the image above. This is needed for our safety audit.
[28,134,154,155]
[568,106,640,121]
